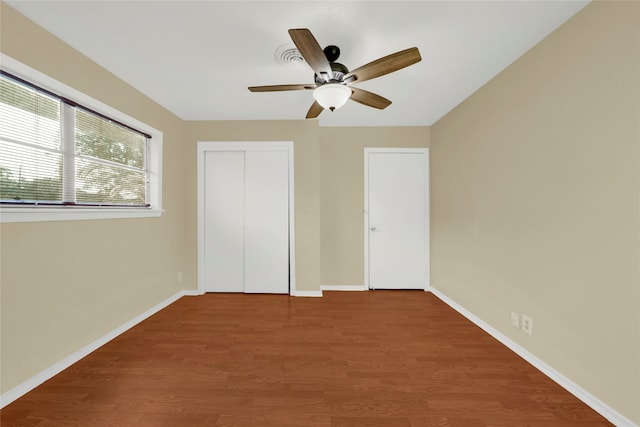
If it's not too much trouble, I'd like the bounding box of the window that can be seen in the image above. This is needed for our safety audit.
[0,55,162,222]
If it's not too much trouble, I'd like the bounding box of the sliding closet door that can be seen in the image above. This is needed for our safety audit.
[203,151,245,293]
[202,147,290,294]
[244,150,289,294]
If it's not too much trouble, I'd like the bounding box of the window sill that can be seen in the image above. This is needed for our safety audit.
[0,207,163,223]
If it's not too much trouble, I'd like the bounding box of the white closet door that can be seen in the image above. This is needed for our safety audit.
[204,151,245,292]
[244,150,289,294]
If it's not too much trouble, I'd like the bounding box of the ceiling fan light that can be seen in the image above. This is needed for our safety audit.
[313,83,351,111]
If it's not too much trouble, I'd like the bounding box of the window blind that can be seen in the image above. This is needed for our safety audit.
[0,75,63,203]
[0,72,150,207]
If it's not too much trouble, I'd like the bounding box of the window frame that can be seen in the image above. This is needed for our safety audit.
[0,54,163,223]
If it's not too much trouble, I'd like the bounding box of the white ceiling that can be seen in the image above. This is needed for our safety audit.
[7,1,589,127]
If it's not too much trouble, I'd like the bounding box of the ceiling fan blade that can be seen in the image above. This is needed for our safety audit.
[248,84,316,92]
[288,29,332,81]
[350,87,392,110]
[344,47,421,84]
[306,100,324,119]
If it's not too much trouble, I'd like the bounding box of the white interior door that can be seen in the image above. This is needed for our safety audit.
[244,150,289,294]
[366,149,429,290]
[204,151,245,292]
[202,147,290,294]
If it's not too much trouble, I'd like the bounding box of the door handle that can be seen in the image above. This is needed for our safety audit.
[370,227,377,231]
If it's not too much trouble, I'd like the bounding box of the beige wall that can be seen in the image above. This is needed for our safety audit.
[319,127,429,286]
[0,4,190,393]
[430,1,640,423]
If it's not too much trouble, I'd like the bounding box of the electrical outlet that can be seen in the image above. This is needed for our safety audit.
[177,271,183,283]
[522,315,533,335]
[511,312,521,329]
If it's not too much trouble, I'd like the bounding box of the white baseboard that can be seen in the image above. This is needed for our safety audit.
[0,290,190,409]
[429,287,637,427]
[293,290,323,297]
[321,284,367,291]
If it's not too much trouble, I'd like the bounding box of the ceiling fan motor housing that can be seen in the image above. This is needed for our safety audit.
[315,61,349,85]
[313,45,349,85]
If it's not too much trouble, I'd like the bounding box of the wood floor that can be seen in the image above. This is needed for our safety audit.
[1,291,612,427]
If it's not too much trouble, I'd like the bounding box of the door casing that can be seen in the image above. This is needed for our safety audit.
[197,141,296,295]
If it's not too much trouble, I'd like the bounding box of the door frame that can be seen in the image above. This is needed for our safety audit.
[364,147,430,291]
[197,141,296,295]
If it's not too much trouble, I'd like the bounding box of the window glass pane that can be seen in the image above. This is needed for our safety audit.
[75,108,146,169]
[0,76,61,150]
[75,158,146,205]
[0,75,63,203]
[0,142,63,202]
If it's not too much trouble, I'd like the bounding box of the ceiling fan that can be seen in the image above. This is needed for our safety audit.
[248,29,422,119]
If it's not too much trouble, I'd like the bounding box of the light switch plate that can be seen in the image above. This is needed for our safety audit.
[511,312,521,330]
